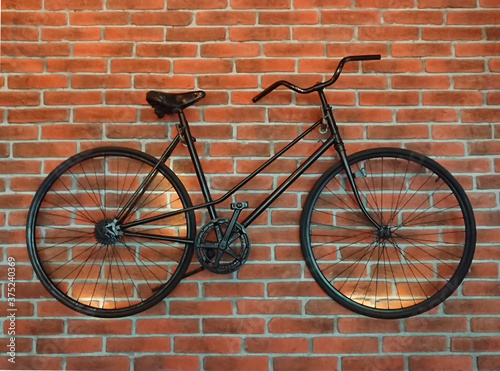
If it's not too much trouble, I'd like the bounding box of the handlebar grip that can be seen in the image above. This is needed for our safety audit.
[346,54,381,62]
[252,81,284,103]
[252,89,270,103]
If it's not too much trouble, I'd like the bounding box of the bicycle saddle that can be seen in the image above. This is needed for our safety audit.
[146,90,206,117]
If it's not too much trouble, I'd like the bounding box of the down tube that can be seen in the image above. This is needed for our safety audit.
[242,137,335,228]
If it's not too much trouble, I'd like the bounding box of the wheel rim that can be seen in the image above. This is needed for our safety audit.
[307,151,473,314]
[30,150,193,314]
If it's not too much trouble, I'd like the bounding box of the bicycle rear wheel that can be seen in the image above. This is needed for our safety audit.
[301,148,475,319]
[27,147,195,317]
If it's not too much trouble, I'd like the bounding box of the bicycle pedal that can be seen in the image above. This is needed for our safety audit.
[230,201,248,210]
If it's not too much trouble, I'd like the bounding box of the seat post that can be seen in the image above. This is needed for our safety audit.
[177,111,217,220]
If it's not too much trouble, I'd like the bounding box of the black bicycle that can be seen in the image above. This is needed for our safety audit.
[26,55,476,319]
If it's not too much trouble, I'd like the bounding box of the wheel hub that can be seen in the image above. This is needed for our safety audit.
[94,218,122,245]
[378,226,392,241]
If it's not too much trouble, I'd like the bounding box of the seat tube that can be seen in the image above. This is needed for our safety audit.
[178,111,217,220]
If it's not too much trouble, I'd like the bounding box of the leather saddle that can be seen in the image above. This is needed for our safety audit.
[146,90,206,118]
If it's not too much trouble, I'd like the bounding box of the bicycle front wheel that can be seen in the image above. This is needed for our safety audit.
[301,148,475,319]
[27,147,196,317]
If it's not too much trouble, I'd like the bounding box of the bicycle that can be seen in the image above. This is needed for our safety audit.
[26,55,476,319]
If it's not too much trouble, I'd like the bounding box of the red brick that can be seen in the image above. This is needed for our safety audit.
[1,27,39,41]
[107,0,164,9]
[462,109,500,123]
[45,0,103,10]
[409,356,473,371]
[315,337,379,353]
[392,76,450,89]
[135,356,199,371]
[0,356,61,370]
[367,125,429,139]
[201,43,260,57]
[74,42,133,57]
[37,338,102,353]
[269,318,334,333]
[167,27,226,42]
[2,42,70,57]
[383,336,447,353]
[327,43,389,57]
[230,27,290,41]
[197,11,256,25]
[455,75,500,90]
[131,11,192,26]
[245,337,309,353]
[343,356,405,371]
[264,43,324,57]
[2,11,67,26]
[167,0,227,9]
[294,27,353,41]
[175,337,241,353]
[205,108,265,123]
[12,320,64,335]
[203,318,266,334]
[205,356,268,371]
[47,58,107,72]
[70,11,129,25]
[478,356,500,371]
[0,58,44,72]
[68,320,132,335]
[423,91,483,106]
[457,43,500,56]
[360,92,419,106]
[448,11,500,24]
[472,318,500,333]
[105,27,164,41]
[274,356,338,371]
[322,10,381,24]
[357,0,413,7]
[268,281,327,297]
[231,0,290,8]
[107,337,170,352]
[384,10,443,24]
[136,319,199,334]
[66,357,129,371]
[259,11,319,24]
[0,91,40,106]
[426,59,485,73]
[8,75,68,89]
[392,43,452,57]
[423,27,483,40]
[237,300,302,315]
[204,282,264,297]
[42,27,101,41]
[338,318,401,333]
[452,337,500,352]
[418,0,476,7]
[446,299,500,314]
[74,107,137,123]
[359,26,418,40]
[2,0,41,9]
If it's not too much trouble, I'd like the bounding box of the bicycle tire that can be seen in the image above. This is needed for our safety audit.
[26,146,196,318]
[301,147,475,319]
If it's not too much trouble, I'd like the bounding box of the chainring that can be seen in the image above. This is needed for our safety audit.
[194,219,251,274]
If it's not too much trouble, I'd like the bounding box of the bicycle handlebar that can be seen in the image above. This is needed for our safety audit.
[252,54,381,103]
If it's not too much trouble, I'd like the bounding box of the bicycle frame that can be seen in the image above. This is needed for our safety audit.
[118,89,381,245]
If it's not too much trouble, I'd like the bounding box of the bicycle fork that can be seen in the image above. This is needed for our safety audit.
[321,94,381,231]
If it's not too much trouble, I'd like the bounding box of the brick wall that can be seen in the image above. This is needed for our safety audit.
[1,0,499,370]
